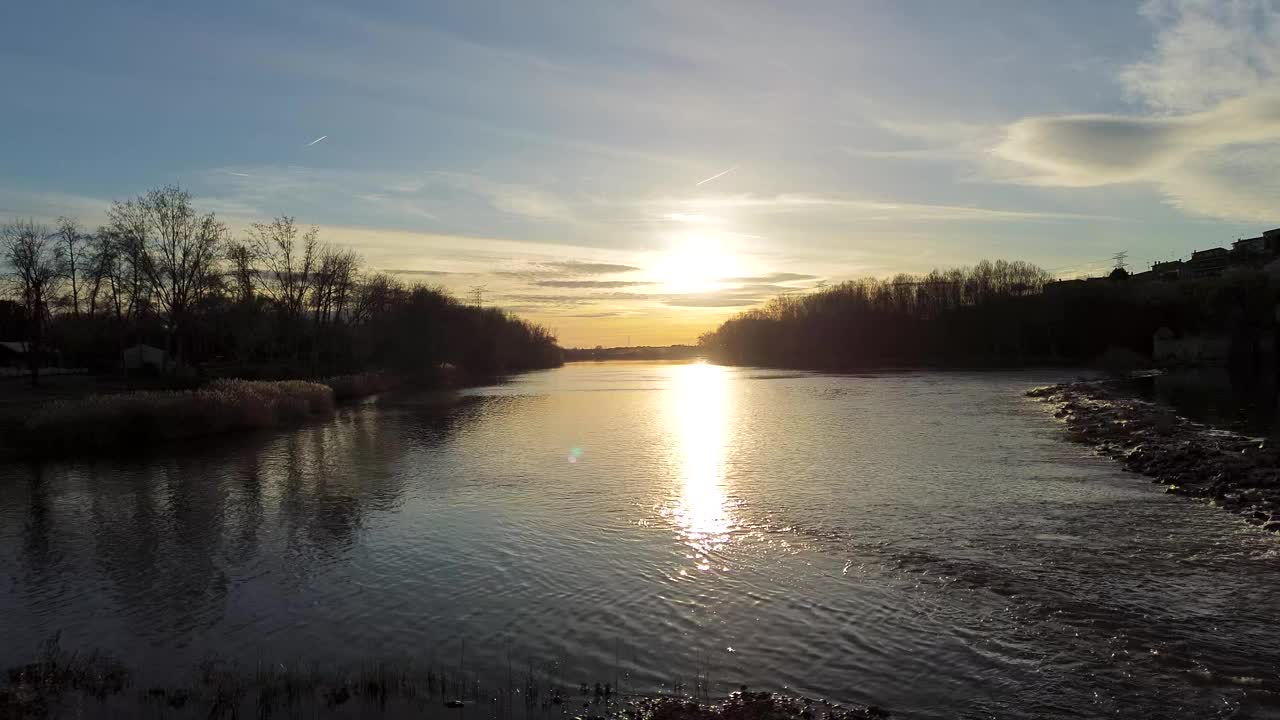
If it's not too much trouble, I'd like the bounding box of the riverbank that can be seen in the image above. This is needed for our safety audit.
[0,371,402,460]
[0,366,553,460]
[0,640,890,719]
[1028,378,1280,531]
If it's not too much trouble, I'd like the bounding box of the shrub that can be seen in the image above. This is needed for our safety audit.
[24,380,335,455]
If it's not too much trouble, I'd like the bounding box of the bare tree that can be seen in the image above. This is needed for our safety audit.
[248,216,318,320]
[55,216,87,317]
[1,219,64,385]
[247,216,318,361]
[311,245,360,326]
[226,240,257,306]
[107,186,227,371]
[349,272,402,325]
[83,228,117,318]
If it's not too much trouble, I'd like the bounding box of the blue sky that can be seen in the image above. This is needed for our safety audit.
[3,0,1278,345]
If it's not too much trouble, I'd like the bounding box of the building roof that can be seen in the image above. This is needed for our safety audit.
[1191,247,1229,259]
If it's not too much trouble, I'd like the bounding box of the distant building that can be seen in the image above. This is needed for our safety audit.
[122,343,168,372]
[1232,228,1280,261]
[0,341,29,368]
[1188,248,1230,278]
[0,341,68,376]
[1151,260,1185,280]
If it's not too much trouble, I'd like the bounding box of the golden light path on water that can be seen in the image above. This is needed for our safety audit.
[664,362,737,570]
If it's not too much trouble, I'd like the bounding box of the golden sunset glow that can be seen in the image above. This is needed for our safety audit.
[653,235,741,294]
[666,362,736,563]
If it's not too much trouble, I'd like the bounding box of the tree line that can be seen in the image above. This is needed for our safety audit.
[698,259,1279,370]
[1,185,562,385]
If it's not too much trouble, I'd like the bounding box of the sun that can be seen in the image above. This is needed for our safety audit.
[654,235,741,294]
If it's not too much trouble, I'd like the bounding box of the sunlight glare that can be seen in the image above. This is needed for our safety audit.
[654,235,740,294]
[666,362,736,560]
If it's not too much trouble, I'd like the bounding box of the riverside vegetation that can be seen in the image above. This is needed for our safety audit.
[21,378,339,455]
[699,260,1278,370]
[1,185,562,384]
[1,186,562,454]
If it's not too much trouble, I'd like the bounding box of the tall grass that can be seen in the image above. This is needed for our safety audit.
[24,379,335,454]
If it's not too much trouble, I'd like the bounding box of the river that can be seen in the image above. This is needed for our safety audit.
[1,362,1278,718]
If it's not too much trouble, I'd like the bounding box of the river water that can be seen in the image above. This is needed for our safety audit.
[2,362,1279,718]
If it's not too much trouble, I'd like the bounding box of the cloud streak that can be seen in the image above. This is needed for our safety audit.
[534,280,651,288]
[542,260,641,274]
[724,272,820,284]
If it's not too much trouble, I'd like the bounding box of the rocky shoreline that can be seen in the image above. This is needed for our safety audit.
[1028,379,1280,532]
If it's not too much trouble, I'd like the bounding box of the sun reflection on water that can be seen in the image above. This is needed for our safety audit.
[663,362,736,564]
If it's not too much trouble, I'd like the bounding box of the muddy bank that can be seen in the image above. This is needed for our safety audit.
[1028,379,1280,531]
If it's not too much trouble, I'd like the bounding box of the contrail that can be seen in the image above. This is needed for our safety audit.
[306,135,328,147]
[227,171,251,177]
[695,165,737,186]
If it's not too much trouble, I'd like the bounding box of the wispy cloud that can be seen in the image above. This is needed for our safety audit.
[662,212,715,224]
[542,260,641,274]
[498,292,646,307]
[725,272,820,284]
[1120,0,1280,113]
[996,0,1280,222]
[663,282,806,308]
[664,193,1118,221]
[384,268,475,277]
[0,186,110,225]
[534,280,652,288]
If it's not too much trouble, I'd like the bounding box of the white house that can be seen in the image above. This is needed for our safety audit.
[122,343,168,371]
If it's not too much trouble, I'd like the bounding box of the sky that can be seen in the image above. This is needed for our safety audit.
[2,0,1279,347]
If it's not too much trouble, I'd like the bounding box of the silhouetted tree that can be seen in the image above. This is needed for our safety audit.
[55,216,87,317]
[5,190,563,382]
[108,186,227,370]
[1,219,64,385]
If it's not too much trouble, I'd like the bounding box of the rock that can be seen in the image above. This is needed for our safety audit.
[1263,521,1280,533]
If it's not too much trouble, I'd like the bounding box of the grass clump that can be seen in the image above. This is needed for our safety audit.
[0,633,129,718]
[23,379,335,455]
